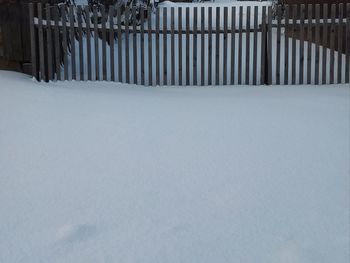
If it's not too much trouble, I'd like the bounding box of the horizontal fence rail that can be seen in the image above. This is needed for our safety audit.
[29,3,350,86]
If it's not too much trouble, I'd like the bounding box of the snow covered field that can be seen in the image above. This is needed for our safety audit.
[0,71,349,263]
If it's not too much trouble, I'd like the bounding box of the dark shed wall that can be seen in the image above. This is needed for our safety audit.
[0,0,63,72]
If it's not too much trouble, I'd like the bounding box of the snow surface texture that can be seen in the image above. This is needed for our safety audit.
[0,71,349,263]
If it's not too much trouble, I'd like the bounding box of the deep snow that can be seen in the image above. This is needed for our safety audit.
[0,71,349,263]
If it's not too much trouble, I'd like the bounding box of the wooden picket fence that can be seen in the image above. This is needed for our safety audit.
[29,3,350,85]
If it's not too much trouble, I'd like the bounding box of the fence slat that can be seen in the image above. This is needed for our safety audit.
[171,7,175,86]
[125,8,130,84]
[38,3,45,81]
[93,6,99,81]
[163,8,167,85]
[193,7,198,86]
[223,7,228,85]
[306,4,312,84]
[238,6,243,84]
[329,4,336,84]
[215,7,220,85]
[46,4,53,81]
[276,5,282,85]
[208,7,212,85]
[299,4,305,84]
[109,6,115,82]
[284,5,290,85]
[291,5,297,85]
[322,4,328,84]
[61,5,68,80]
[260,6,266,85]
[253,6,258,85]
[101,6,107,81]
[337,3,343,84]
[245,6,251,85]
[267,6,272,85]
[132,7,137,84]
[140,8,145,85]
[315,4,320,84]
[117,6,122,82]
[77,5,84,81]
[85,6,92,81]
[69,5,76,80]
[186,7,190,85]
[231,6,236,85]
[201,7,205,86]
[53,5,61,81]
[346,4,350,83]
[156,8,160,85]
[29,3,38,80]
[148,7,153,86]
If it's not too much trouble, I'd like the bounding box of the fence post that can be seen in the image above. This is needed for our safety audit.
[29,3,39,81]
[346,3,350,83]
[267,6,272,85]
[260,6,266,85]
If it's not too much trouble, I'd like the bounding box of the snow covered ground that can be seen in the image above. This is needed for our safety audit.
[0,71,349,263]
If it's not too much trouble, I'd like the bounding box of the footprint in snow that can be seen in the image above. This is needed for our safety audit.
[55,223,97,244]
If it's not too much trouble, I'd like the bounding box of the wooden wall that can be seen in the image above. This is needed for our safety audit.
[0,0,63,72]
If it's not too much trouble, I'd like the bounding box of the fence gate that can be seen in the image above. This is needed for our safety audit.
[29,3,350,85]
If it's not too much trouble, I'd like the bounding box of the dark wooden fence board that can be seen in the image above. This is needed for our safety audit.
[315,4,320,84]
[148,7,153,86]
[245,6,251,84]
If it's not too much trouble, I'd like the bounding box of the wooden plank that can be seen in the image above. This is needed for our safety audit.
[306,4,312,84]
[238,6,243,84]
[299,4,305,84]
[245,6,251,85]
[208,7,212,85]
[93,6,99,81]
[322,4,328,84]
[346,4,350,83]
[230,6,236,85]
[29,3,38,80]
[276,5,282,85]
[223,7,228,85]
[132,7,137,84]
[215,7,220,85]
[314,4,320,84]
[260,6,266,85]
[252,6,258,85]
[101,6,107,81]
[186,7,190,85]
[117,6,122,82]
[171,7,175,86]
[163,8,167,85]
[329,4,336,84]
[267,6,272,85]
[69,5,76,80]
[85,6,92,81]
[140,8,145,85]
[125,8,130,84]
[201,7,205,86]
[193,7,198,86]
[337,3,344,84]
[284,5,289,85]
[291,5,297,85]
[148,7,153,86]
[46,4,53,81]
[38,3,45,81]
[109,6,115,82]
[77,5,84,81]
[156,8,160,85]
[53,5,61,81]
